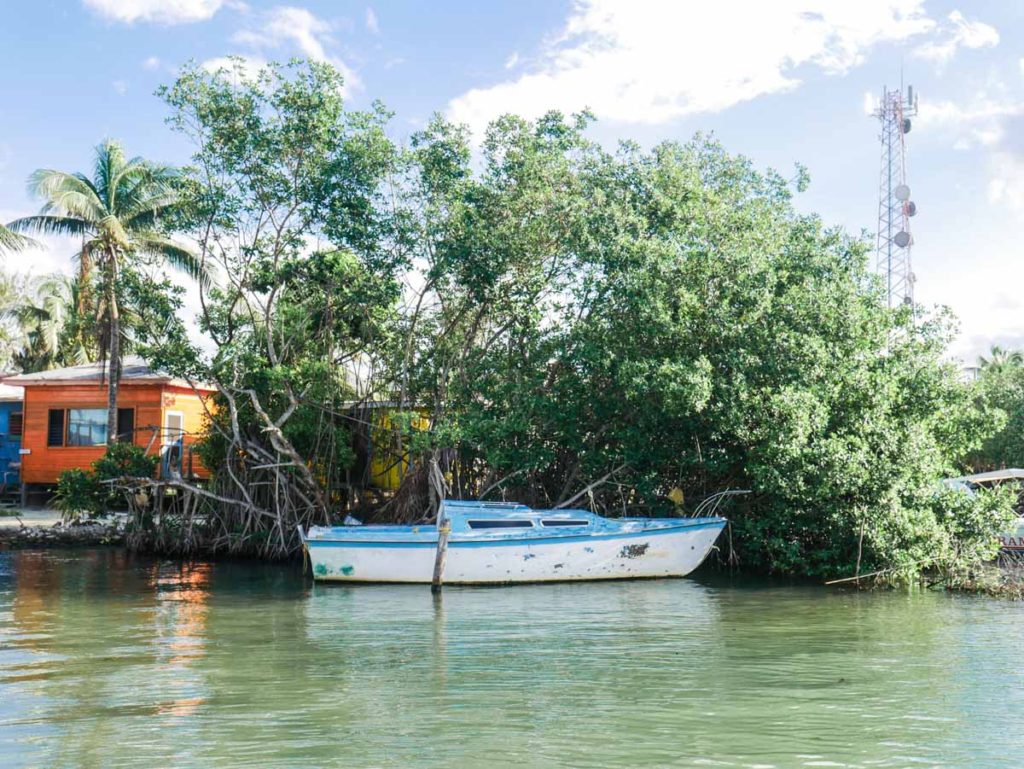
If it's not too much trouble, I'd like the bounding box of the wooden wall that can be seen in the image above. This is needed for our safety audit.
[161,385,214,478]
[20,383,214,484]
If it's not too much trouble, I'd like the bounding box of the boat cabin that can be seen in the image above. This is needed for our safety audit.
[442,501,597,532]
[2,358,216,501]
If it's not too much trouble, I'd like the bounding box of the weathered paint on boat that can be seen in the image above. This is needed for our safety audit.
[300,500,726,584]
[1000,518,1024,551]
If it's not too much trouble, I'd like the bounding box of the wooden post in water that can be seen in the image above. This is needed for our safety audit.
[429,457,450,593]
[431,514,450,594]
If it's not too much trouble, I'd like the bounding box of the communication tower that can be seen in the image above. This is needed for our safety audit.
[874,84,918,308]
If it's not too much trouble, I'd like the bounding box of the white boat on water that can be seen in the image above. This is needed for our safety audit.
[300,500,727,584]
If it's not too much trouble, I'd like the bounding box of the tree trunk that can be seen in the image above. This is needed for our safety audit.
[106,254,121,444]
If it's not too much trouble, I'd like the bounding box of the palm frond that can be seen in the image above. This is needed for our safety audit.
[0,223,38,252]
[135,235,214,287]
[6,215,89,239]
[95,140,129,210]
[28,170,105,223]
[116,166,182,225]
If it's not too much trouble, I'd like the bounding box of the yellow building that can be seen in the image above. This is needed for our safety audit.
[347,401,431,491]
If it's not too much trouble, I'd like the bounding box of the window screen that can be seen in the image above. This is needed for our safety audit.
[8,412,22,437]
[116,408,135,443]
[466,519,535,529]
[47,409,65,447]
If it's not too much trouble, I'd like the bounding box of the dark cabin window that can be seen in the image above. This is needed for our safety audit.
[116,408,135,443]
[47,409,65,447]
[466,519,535,529]
[541,519,589,527]
[8,412,22,437]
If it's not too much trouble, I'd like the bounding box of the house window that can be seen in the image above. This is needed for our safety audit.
[164,411,185,445]
[47,409,65,447]
[44,407,140,447]
[8,413,22,437]
[67,409,108,447]
[116,408,135,443]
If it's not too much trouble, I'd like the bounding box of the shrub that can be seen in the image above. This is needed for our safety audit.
[54,468,105,522]
[54,443,157,522]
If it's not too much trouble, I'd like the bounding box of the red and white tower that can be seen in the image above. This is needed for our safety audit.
[874,84,918,309]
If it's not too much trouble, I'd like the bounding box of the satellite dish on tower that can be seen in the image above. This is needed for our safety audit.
[894,231,911,248]
[905,201,917,217]
[894,184,910,201]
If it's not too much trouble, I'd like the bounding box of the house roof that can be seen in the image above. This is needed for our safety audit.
[1,357,216,392]
[0,383,23,402]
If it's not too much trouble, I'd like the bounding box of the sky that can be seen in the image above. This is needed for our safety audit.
[0,0,1020,364]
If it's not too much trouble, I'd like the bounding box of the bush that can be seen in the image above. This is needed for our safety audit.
[54,443,157,522]
[54,468,105,521]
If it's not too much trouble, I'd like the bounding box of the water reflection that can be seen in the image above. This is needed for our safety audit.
[0,551,1023,768]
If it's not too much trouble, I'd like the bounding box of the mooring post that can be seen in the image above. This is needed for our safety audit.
[431,513,451,594]
[428,457,450,593]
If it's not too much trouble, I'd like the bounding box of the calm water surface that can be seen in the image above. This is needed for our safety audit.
[1,549,1022,768]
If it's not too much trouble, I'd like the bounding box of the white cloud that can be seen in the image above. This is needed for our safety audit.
[862,90,878,115]
[233,6,359,91]
[112,79,128,95]
[82,0,225,24]
[918,91,1024,219]
[913,10,998,62]
[201,55,267,82]
[505,51,519,70]
[988,151,1024,214]
[448,0,935,136]
[365,7,379,34]
[0,207,79,279]
[916,96,1022,149]
[143,56,162,70]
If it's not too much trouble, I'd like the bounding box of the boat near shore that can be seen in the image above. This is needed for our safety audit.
[944,469,1024,552]
[300,500,727,584]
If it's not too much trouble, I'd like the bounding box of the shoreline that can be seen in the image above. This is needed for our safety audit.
[0,519,124,549]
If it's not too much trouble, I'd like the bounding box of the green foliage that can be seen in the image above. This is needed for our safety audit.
[971,356,1024,468]
[397,115,1012,579]
[118,57,1013,573]
[54,469,105,521]
[0,271,97,371]
[55,443,157,522]
[933,485,1018,568]
[92,441,159,480]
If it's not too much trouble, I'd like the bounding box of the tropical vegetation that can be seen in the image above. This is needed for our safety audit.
[3,140,208,440]
[0,58,1016,579]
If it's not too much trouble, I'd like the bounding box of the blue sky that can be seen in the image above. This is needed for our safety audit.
[1,0,1021,363]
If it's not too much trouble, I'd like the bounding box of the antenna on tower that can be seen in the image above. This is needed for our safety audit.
[874,83,918,309]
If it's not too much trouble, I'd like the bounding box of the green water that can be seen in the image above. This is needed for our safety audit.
[1,550,1022,768]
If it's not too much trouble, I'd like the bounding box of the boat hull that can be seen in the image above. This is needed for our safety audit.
[305,522,725,584]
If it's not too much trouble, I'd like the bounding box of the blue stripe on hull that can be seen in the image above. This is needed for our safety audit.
[305,520,726,549]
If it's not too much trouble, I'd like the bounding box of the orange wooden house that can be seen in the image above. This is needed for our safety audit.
[2,357,215,502]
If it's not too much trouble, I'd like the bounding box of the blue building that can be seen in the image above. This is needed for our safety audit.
[0,384,24,495]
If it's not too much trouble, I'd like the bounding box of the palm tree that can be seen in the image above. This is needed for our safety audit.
[0,224,35,253]
[5,140,207,441]
[1,273,94,372]
[978,345,1024,374]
